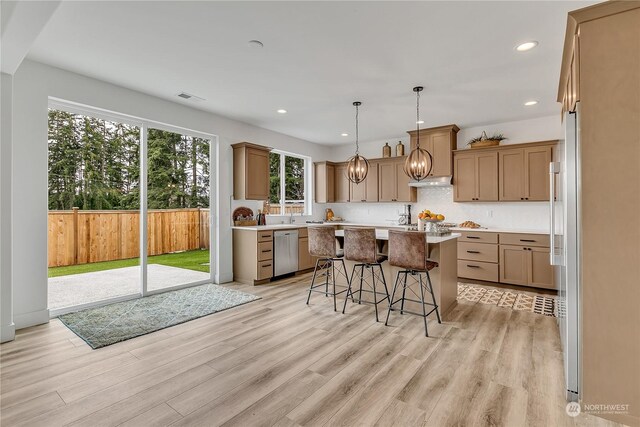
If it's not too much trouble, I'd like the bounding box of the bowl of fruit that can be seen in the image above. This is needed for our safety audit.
[417,210,445,232]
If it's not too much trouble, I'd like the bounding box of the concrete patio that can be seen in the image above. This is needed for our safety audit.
[48,264,211,310]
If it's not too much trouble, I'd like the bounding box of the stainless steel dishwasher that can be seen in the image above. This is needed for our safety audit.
[273,229,299,276]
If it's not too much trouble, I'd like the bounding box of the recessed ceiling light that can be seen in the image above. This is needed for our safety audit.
[277,109,287,114]
[341,133,349,137]
[248,40,264,48]
[416,120,424,124]
[515,41,538,52]
[524,100,538,106]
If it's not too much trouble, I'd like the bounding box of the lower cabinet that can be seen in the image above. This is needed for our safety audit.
[457,231,554,289]
[499,244,554,289]
[298,235,316,270]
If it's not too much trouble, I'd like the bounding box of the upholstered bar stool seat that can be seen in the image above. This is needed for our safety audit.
[341,228,390,322]
[305,226,350,311]
[384,230,442,336]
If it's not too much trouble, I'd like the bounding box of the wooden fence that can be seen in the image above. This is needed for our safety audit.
[48,208,210,267]
[268,203,305,215]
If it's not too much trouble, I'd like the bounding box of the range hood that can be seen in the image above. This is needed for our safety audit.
[408,176,452,187]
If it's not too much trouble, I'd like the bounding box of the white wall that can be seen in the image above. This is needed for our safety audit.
[323,115,562,231]
[1,72,15,342]
[10,60,329,329]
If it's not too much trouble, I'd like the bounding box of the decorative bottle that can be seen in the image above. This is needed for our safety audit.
[396,141,405,156]
[382,143,391,158]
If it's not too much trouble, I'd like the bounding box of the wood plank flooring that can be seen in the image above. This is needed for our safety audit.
[0,273,621,427]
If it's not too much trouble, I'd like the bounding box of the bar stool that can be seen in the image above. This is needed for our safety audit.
[341,228,390,322]
[385,230,441,337]
[305,226,350,311]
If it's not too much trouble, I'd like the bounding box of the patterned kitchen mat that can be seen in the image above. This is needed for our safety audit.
[59,284,260,349]
[457,283,557,317]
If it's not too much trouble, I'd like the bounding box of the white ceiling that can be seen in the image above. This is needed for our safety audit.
[27,1,596,145]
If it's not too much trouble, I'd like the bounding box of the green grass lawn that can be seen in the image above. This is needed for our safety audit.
[48,249,210,278]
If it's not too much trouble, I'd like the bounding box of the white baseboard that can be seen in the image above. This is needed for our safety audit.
[14,309,50,330]
[1,322,15,343]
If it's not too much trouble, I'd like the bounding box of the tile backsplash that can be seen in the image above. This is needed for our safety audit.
[325,186,550,231]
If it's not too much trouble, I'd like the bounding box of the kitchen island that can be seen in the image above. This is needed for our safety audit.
[334,229,460,320]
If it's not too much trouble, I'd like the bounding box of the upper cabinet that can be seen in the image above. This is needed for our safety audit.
[378,157,417,202]
[334,162,351,203]
[407,124,459,177]
[350,161,379,203]
[499,146,552,201]
[454,141,556,202]
[314,161,336,203]
[232,142,272,200]
[453,151,498,202]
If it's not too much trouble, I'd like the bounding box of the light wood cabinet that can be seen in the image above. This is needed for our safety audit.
[453,141,555,203]
[378,158,417,202]
[334,163,350,203]
[453,151,498,202]
[350,162,379,202]
[499,240,554,289]
[499,146,552,201]
[408,124,459,177]
[314,161,335,203]
[457,231,553,289]
[298,236,316,270]
[232,142,272,200]
[499,245,529,285]
[233,229,273,284]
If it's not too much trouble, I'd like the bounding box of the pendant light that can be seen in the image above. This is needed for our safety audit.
[346,101,369,184]
[404,86,433,181]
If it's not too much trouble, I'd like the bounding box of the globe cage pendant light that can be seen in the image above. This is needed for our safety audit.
[404,86,433,181]
[346,101,370,184]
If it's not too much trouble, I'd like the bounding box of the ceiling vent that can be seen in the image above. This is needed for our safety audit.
[177,92,205,101]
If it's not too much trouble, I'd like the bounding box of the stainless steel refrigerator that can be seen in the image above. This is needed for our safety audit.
[551,103,580,402]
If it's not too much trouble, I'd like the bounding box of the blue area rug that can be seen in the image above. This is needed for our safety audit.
[58,284,260,349]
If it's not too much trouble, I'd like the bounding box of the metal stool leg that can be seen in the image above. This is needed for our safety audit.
[419,273,429,337]
[400,271,408,314]
[426,271,441,324]
[377,265,391,303]
[325,260,330,297]
[342,264,357,313]
[371,265,379,322]
[385,272,402,326]
[332,261,337,311]
[306,258,322,305]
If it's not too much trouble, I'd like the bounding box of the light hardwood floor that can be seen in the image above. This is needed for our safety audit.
[0,273,620,427]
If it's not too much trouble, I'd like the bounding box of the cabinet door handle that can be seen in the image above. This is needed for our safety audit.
[467,264,480,268]
[466,250,480,254]
[261,250,271,253]
[467,236,480,239]
[520,239,536,242]
[262,264,271,267]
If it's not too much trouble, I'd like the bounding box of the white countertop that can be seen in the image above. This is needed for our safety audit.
[449,227,549,234]
[232,221,409,231]
[334,229,460,243]
[232,222,548,235]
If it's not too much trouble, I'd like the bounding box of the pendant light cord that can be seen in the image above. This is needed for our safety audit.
[355,103,360,155]
[416,89,421,149]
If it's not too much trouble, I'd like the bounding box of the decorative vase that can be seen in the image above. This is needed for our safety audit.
[418,218,426,231]
[396,141,405,157]
[382,143,391,158]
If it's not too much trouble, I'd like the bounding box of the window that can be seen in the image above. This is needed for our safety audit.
[268,150,310,215]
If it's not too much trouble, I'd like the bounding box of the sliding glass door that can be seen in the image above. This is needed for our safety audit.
[47,100,216,314]
[145,127,212,292]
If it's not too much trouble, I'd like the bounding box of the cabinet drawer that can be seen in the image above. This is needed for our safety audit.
[499,233,549,247]
[297,227,308,238]
[458,231,498,244]
[257,241,273,261]
[458,242,498,263]
[257,230,273,243]
[257,260,273,280]
[458,260,499,282]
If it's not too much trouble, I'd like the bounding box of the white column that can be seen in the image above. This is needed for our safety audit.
[1,72,15,342]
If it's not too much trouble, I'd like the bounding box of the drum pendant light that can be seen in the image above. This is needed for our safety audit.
[404,86,433,181]
[346,101,369,184]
